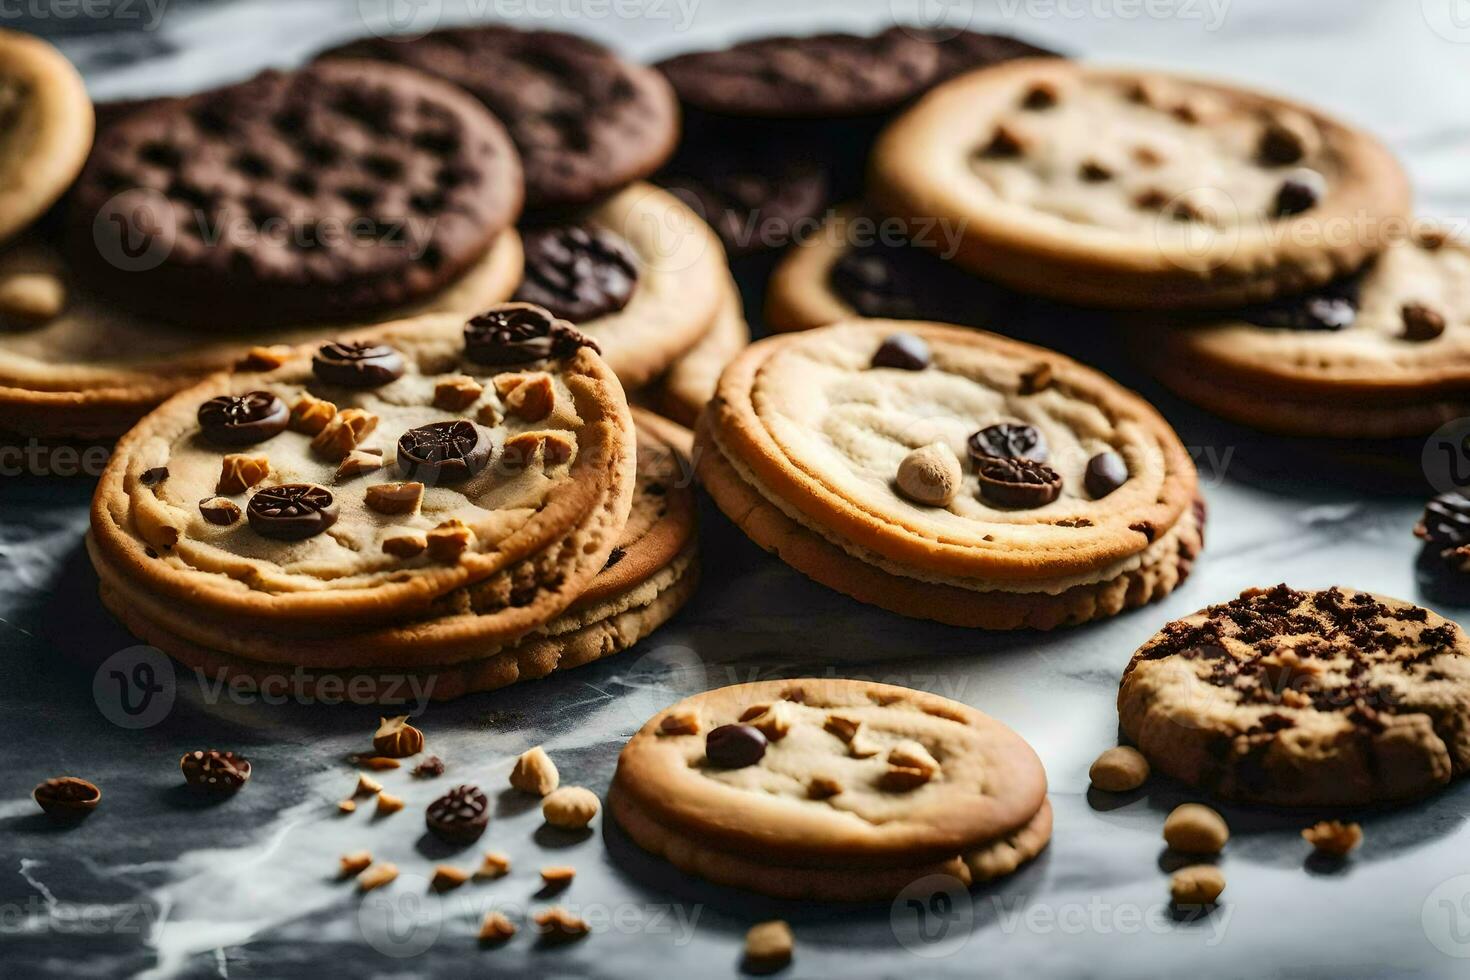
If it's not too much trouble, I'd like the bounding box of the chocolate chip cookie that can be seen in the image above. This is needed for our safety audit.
[67,60,522,327]
[697,321,1203,629]
[0,30,93,244]
[870,60,1411,309]
[1119,586,1470,806]
[651,274,747,429]
[1138,226,1470,438]
[610,678,1051,900]
[318,26,678,210]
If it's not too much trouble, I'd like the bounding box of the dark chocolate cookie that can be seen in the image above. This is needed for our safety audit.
[318,26,678,210]
[656,28,940,119]
[68,60,521,327]
[920,29,1062,84]
[660,152,828,258]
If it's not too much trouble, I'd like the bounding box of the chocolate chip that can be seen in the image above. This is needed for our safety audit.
[705,724,767,769]
[1085,451,1129,499]
[1418,492,1470,550]
[1272,169,1325,217]
[1258,121,1305,165]
[1402,302,1446,341]
[180,750,251,794]
[425,784,490,843]
[464,305,599,366]
[975,456,1062,508]
[1021,83,1058,109]
[397,420,493,484]
[140,466,169,486]
[981,124,1025,157]
[603,546,627,570]
[1238,275,1359,331]
[967,423,1048,463]
[312,342,405,387]
[513,225,639,323]
[197,392,289,446]
[246,483,339,540]
[870,332,931,370]
[1079,160,1112,182]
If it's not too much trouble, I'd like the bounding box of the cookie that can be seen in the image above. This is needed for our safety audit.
[869,59,1411,309]
[0,30,93,244]
[765,204,1029,333]
[697,321,1203,629]
[1119,585,1470,806]
[651,275,748,430]
[1137,226,1470,438]
[0,228,523,440]
[509,183,727,390]
[659,148,828,259]
[609,678,1050,901]
[67,60,522,326]
[921,29,1062,84]
[318,26,678,211]
[90,409,696,697]
[89,304,634,631]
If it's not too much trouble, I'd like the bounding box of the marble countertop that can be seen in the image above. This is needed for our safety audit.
[6,2,1470,977]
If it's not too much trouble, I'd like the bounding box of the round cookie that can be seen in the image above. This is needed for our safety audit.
[0,228,523,440]
[90,410,697,694]
[922,29,1062,84]
[1119,585,1470,806]
[697,321,1203,629]
[0,30,93,244]
[509,182,727,390]
[610,678,1050,901]
[658,149,828,259]
[318,26,678,211]
[89,304,635,629]
[869,59,1411,309]
[652,275,748,430]
[1137,226,1470,438]
[765,204,1029,333]
[67,60,522,326]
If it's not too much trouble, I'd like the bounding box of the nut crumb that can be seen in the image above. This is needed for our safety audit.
[426,519,474,562]
[534,906,589,943]
[1170,865,1225,905]
[216,454,270,495]
[542,786,599,830]
[365,481,423,516]
[510,746,560,796]
[375,792,405,816]
[743,920,794,973]
[1302,820,1362,857]
[340,851,372,877]
[1164,804,1229,854]
[540,866,576,889]
[354,774,383,797]
[476,851,511,879]
[358,862,398,892]
[479,911,517,943]
[433,375,484,411]
[658,709,700,736]
[1089,746,1149,792]
[431,865,470,891]
[807,775,842,800]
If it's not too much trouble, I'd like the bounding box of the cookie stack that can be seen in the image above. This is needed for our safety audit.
[697,321,1202,628]
[87,304,699,700]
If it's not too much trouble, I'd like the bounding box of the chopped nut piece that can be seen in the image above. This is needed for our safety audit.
[1020,82,1058,109]
[742,701,795,741]
[543,786,600,830]
[311,408,378,461]
[848,732,881,759]
[1019,362,1054,393]
[373,715,425,758]
[495,372,556,421]
[476,403,503,426]
[503,430,576,468]
[1170,865,1225,905]
[896,443,961,507]
[337,799,357,814]
[744,920,794,974]
[412,756,445,778]
[1089,746,1150,792]
[1164,803,1229,854]
[807,775,842,800]
[383,532,427,558]
[1078,159,1113,182]
[658,709,700,736]
[366,481,424,516]
[879,766,932,792]
[0,272,65,321]
[237,345,291,371]
[823,713,860,742]
[1132,144,1165,167]
[1302,820,1362,857]
[541,866,576,888]
[354,774,383,797]
[887,741,940,779]
[479,911,517,943]
[476,851,511,879]
[199,496,242,526]
[534,906,589,942]
[426,519,474,562]
[375,792,405,815]
[289,394,337,435]
[431,865,470,891]
[340,851,373,877]
[335,450,383,481]
[1133,187,1170,211]
[433,375,484,411]
[356,756,401,771]
[1402,302,1446,341]
[981,122,1025,157]
[216,454,270,495]
[357,862,398,892]
[510,746,560,796]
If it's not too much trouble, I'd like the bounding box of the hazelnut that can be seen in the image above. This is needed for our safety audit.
[510,746,560,796]
[1170,865,1225,905]
[216,454,270,495]
[0,272,65,321]
[1163,803,1229,854]
[365,481,423,516]
[1089,746,1150,792]
[896,443,961,507]
[373,715,425,757]
[542,786,600,830]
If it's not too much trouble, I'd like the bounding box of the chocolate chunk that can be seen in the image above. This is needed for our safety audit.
[870,332,931,371]
[397,420,493,484]
[1272,169,1325,217]
[246,483,339,540]
[140,466,169,486]
[413,756,446,778]
[1418,493,1470,550]
[463,305,599,366]
[197,392,290,446]
[833,241,1017,326]
[1079,159,1112,182]
[513,225,638,323]
[32,777,101,823]
[425,784,490,843]
[1085,451,1129,498]
[705,724,767,769]
[1258,121,1305,165]
[603,546,627,570]
[312,342,405,388]
[967,423,1048,463]
[1021,83,1058,110]
[975,456,1063,508]
[1402,302,1446,342]
[180,749,252,794]
[1238,275,1359,331]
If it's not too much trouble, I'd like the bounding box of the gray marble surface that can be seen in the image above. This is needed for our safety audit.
[6,1,1470,977]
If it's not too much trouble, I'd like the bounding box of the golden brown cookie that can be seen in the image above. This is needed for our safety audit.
[0,30,92,244]
[651,274,747,428]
